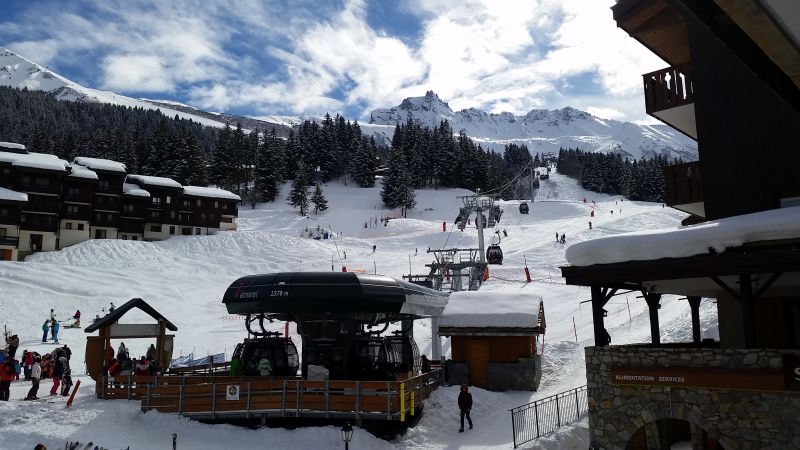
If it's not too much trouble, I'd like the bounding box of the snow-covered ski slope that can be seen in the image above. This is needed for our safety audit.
[0,171,719,449]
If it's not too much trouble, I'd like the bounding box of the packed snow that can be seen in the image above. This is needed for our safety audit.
[73,157,127,173]
[0,186,28,202]
[182,186,242,201]
[0,170,719,449]
[0,150,69,172]
[440,290,542,329]
[125,174,182,189]
[0,141,26,151]
[122,183,150,198]
[565,205,800,266]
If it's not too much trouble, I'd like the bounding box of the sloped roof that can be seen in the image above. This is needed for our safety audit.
[84,297,178,333]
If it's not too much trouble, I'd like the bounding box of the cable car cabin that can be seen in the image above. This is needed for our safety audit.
[519,202,529,214]
[539,173,549,180]
[486,244,504,265]
[231,337,299,376]
[222,272,448,381]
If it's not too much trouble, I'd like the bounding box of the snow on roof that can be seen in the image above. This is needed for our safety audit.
[126,174,182,189]
[123,182,150,197]
[0,150,68,172]
[73,156,127,173]
[440,290,543,329]
[0,142,26,150]
[0,187,28,202]
[566,206,800,266]
[182,185,241,201]
[67,163,98,180]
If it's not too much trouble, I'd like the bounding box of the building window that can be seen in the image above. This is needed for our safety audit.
[132,236,138,241]
[195,227,201,235]
[0,207,9,217]
[196,199,202,207]
[0,228,6,238]
[151,225,162,232]
[170,211,176,219]
[182,227,191,236]
[98,180,110,191]
[200,213,206,222]
[149,211,160,219]
[77,223,84,231]
[34,177,50,186]
[65,222,73,230]
[95,213,101,221]
[169,226,175,235]
[0,167,9,174]
[121,234,127,240]
[222,202,228,211]
[214,201,219,208]
[152,197,161,207]
[166,196,172,205]
[123,204,134,214]
[65,205,79,214]
[95,229,107,239]
[107,213,113,221]
[183,200,191,208]
[67,187,80,196]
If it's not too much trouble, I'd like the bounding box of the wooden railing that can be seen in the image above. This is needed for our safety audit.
[132,369,442,423]
[664,161,703,208]
[643,65,694,114]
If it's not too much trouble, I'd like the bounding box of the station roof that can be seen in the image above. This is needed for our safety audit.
[85,298,178,333]
[223,272,449,318]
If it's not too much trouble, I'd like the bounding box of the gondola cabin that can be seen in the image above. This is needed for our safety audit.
[519,202,529,214]
[439,290,546,391]
[486,244,503,265]
[231,336,299,376]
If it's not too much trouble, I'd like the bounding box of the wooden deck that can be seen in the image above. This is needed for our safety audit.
[99,370,442,424]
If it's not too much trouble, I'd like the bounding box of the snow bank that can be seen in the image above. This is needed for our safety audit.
[68,163,98,180]
[440,290,542,329]
[73,156,127,173]
[126,174,182,188]
[0,141,26,150]
[182,185,241,201]
[0,150,69,172]
[0,186,28,202]
[565,206,800,266]
[123,182,150,197]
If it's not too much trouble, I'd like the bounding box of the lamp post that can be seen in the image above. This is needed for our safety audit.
[341,422,353,450]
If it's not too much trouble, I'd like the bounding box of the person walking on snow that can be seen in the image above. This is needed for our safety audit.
[458,384,473,432]
[50,350,64,395]
[26,357,41,400]
[589,221,593,230]
[41,320,49,343]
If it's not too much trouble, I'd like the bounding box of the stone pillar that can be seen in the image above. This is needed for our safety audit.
[688,296,702,344]
[690,423,705,450]
[644,293,662,345]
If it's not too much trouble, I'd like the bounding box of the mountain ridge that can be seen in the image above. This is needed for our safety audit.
[369,90,698,160]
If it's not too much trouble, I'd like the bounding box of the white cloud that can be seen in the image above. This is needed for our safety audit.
[103,54,173,92]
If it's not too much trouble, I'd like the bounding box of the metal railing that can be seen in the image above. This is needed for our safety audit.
[509,385,588,448]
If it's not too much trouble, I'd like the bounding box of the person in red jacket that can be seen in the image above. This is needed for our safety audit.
[0,359,15,401]
[457,384,473,432]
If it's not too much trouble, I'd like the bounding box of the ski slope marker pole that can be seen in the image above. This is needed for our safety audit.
[66,380,81,408]
[573,317,578,343]
[626,297,632,324]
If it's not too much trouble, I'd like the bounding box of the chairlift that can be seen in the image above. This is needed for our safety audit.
[519,202,529,214]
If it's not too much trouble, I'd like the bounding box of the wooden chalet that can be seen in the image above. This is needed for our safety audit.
[559,1,800,449]
[439,290,546,391]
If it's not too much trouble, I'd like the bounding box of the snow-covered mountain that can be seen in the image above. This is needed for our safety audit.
[0,48,291,136]
[369,91,698,160]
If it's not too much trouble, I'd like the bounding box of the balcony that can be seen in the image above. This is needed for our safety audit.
[643,65,697,139]
[664,161,704,217]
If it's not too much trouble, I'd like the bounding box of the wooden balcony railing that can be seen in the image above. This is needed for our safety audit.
[664,161,703,208]
[643,65,694,114]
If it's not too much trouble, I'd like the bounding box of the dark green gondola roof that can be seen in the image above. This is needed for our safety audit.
[222,272,448,318]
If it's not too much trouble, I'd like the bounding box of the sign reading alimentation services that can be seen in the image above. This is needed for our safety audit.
[611,356,800,392]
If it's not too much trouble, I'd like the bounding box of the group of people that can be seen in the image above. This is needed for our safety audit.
[1,337,73,401]
[106,342,160,378]
[555,232,566,244]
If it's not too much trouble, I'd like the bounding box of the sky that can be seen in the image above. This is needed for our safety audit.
[0,0,667,123]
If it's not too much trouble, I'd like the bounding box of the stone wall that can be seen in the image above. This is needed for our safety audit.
[585,346,800,450]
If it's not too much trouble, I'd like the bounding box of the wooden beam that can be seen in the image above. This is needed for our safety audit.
[740,274,756,348]
[643,292,662,345]
[753,272,782,299]
[687,296,702,344]
[591,285,611,347]
[710,275,740,300]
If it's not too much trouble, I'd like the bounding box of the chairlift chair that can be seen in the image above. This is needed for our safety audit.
[519,202,529,214]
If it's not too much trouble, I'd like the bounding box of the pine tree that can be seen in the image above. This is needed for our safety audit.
[381,150,415,215]
[310,183,328,214]
[254,129,285,203]
[287,162,310,215]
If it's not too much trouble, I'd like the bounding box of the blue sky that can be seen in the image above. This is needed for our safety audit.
[1,0,665,122]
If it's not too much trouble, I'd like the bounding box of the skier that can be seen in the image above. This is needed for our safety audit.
[590,210,594,217]
[372,245,377,253]
[555,232,559,242]
[457,384,473,432]
[589,221,593,230]
[109,302,116,312]
[22,350,33,381]
[560,234,566,244]
[50,350,64,395]
[610,210,614,215]
[49,309,56,321]
[343,251,347,259]
[502,229,508,237]
[51,319,60,344]
[0,359,15,401]
[26,357,41,400]
[59,354,72,396]
[5,334,19,359]
[62,344,71,361]
[41,320,49,342]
